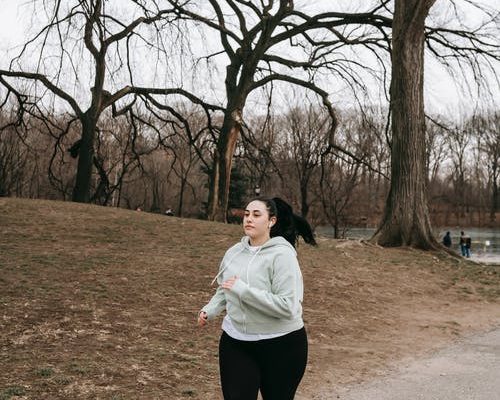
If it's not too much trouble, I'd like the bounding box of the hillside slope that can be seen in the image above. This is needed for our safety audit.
[1,198,499,399]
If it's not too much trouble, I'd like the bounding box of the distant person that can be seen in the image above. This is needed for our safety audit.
[460,231,466,256]
[465,235,472,258]
[197,197,316,400]
[165,208,174,216]
[442,231,452,248]
[460,231,471,258]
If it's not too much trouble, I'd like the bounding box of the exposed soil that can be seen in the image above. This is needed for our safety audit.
[1,198,499,400]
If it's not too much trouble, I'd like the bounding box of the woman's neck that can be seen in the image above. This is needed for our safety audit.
[250,235,269,246]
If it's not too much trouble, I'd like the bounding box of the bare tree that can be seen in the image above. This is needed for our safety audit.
[347,106,391,223]
[0,1,220,203]
[425,118,449,188]
[372,0,499,248]
[164,108,211,217]
[240,111,284,196]
[166,0,403,220]
[0,105,78,199]
[319,109,384,237]
[0,116,29,197]
[447,121,473,224]
[280,104,332,218]
[319,154,362,239]
[475,111,500,223]
[372,0,438,248]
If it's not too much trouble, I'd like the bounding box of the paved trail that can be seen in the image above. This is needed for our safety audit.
[321,327,500,400]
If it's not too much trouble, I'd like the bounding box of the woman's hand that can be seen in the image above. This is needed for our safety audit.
[198,311,208,327]
[221,276,239,291]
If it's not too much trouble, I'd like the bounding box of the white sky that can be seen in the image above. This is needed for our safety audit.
[0,2,23,49]
[0,0,498,118]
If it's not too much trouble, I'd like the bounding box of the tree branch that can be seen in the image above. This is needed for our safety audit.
[0,70,83,117]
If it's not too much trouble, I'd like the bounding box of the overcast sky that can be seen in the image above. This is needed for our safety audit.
[0,0,498,118]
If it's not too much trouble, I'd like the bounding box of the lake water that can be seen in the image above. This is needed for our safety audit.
[316,226,500,264]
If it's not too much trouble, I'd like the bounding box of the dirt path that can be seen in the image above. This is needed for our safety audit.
[296,303,500,399]
[317,325,500,400]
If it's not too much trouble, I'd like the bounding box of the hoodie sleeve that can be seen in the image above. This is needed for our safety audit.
[230,250,302,319]
[200,248,235,320]
[201,286,226,320]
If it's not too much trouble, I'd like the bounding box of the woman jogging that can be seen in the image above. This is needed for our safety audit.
[198,197,316,400]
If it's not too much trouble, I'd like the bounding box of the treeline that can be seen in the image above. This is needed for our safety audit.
[1,105,498,235]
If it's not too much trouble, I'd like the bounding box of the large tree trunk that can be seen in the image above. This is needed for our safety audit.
[300,180,310,218]
[72,48,105,203]
[72,116,96,203]
[178,175,187,218]
[372,0,438,249]
[208,109,243,222]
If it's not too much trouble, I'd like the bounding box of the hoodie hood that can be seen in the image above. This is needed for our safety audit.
[240,235,297,255]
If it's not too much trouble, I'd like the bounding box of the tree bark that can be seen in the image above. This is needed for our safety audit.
[300,181,310,218]
[72,116,96,203]
[178,175,187,218]
[208,110,242,222]
[372,0,438,249]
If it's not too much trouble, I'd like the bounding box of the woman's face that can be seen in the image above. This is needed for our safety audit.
[243,200,275,244]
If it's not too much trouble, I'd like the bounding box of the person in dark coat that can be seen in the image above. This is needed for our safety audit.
[442,231,452,248]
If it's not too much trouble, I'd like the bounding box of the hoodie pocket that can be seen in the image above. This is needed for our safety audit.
[225,292,244,325]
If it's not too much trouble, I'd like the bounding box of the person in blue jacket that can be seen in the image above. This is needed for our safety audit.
[198,197,316,400]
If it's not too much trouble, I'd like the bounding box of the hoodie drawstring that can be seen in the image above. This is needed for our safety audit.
[210,247,245,286]
[246,247,262,285]
[210,245,262,286]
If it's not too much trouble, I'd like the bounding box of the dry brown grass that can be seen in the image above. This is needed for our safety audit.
[0,198,499,400]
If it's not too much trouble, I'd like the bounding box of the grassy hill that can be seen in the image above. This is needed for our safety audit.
[1,198,499,399]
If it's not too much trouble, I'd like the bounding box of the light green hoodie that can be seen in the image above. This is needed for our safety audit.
[202,236,304,335]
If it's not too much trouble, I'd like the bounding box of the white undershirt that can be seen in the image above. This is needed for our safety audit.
[221,244,291,341]
[248,244,261,252]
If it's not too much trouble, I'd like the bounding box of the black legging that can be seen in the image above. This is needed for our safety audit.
[219,327,308,400]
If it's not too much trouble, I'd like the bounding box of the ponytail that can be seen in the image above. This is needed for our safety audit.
[254,197,317,248]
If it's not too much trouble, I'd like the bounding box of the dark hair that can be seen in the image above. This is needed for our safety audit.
[249,197,317,248]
